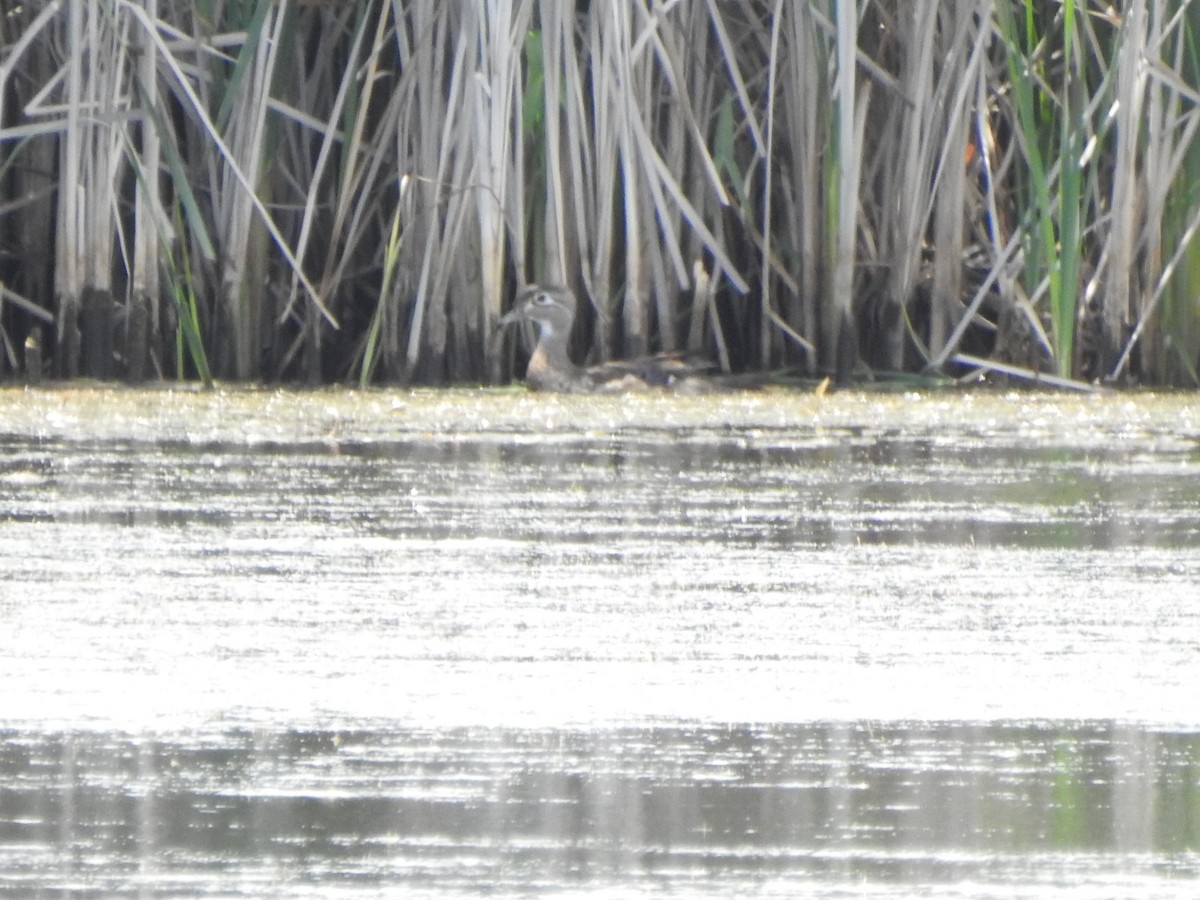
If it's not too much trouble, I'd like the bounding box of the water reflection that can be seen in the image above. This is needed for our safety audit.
[2,392,1200,896]
[2,723,1198,897]
[4,430,1200,549]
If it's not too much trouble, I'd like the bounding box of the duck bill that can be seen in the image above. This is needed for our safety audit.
[498,285,540,328]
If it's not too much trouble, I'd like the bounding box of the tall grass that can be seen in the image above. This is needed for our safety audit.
[2,0,1200,387]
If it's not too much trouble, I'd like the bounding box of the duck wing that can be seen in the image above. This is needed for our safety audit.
[587,351,719,387]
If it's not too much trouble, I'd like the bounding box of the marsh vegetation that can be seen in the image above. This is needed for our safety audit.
[2,1,1199,387]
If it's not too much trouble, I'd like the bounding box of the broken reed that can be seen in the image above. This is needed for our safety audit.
[1,0,1200,388]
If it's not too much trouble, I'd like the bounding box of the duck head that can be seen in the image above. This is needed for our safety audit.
[498,285,577,337]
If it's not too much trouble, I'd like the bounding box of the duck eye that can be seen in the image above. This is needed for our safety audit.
[534,292,551,305]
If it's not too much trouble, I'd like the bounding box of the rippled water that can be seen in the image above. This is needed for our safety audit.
[0,388,1198,897]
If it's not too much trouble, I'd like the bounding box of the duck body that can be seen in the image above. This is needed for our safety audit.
[498,285,719,393]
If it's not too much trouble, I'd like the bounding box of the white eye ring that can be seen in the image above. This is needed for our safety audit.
[534,292,551,305]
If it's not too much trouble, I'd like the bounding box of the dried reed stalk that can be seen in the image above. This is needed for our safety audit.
[1,0,1199,387]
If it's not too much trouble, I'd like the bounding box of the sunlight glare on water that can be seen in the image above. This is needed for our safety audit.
[0,388,1198,898]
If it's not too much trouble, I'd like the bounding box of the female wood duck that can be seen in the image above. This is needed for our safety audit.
[498,284,718,393]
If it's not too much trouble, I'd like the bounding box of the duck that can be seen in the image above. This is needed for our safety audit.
[497,284,721,393]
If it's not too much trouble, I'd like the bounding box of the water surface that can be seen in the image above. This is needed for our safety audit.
[0,388,1197,897]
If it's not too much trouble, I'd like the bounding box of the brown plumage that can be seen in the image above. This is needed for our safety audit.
[498,285,721,393]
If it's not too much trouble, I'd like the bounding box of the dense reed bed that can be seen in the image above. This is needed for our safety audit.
[1,1,1199,387]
